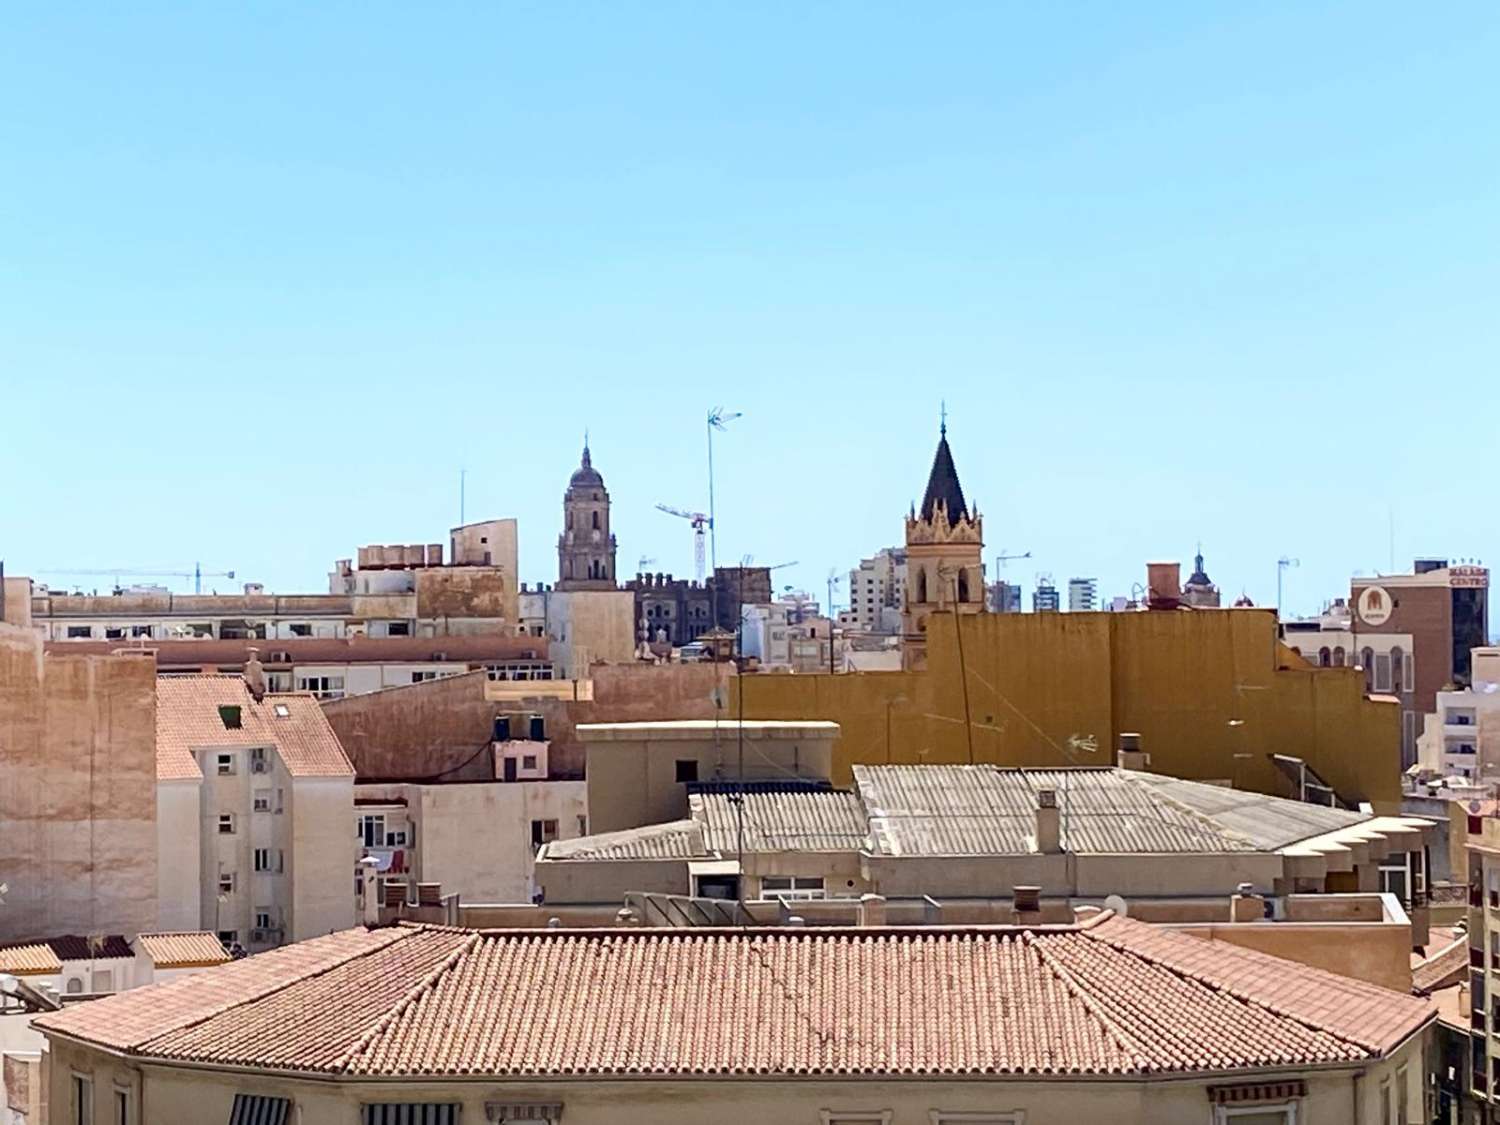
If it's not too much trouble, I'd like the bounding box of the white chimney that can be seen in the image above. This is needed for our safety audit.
[1116,732,1150,771]
[859,893,887,928]
[358,857,380,926]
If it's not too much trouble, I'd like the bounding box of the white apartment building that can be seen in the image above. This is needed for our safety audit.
[155,671,356,952]
[1067,577,1098,612]
[1418,647,1500,781]
[355,738,587,907]
[846,548,906,633]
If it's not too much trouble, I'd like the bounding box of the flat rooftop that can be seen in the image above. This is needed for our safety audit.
[576,720,840,741]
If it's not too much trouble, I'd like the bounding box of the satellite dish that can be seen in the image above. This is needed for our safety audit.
[1102,894,1129,918]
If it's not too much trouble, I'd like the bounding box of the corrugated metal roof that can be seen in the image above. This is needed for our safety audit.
[1127,773,1368,849]
[854,766,1365,856]
[690,784,869,853]
[539,820,706,861]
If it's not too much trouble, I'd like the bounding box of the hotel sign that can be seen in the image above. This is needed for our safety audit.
[1451,566,1489,589]
[1358,585,1393,626]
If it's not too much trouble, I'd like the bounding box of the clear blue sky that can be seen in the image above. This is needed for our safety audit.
[3,2,1496,618]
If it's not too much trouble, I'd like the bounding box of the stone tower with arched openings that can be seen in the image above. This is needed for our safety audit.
[902,419,986,671]
[556,440,618,590]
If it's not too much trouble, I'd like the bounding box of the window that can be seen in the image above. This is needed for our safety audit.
[1318,646,1331,667]
[1373,652,1392,693]
[1391,646,1405,692]
[131,624,153,638]
[218,929,238,946]
[66,625,92,638]
[362,1105,459,1125]
[531,818,559,850]
[254,789,272,812]
[359,814,386,848]
[229,1094,291,1125]
[297,674,345,700]
[411,670,439,683]
[675,759,699,784]
[218,813,235,834]
[105,627,125,640]
[522,754,537,770]
[217,752,235,775]
[255,909,273,930]
[387,621,411,636]
[218,705,242,731]
[219,872,235,894]
[386,828,407,847]
[65,978,83,994]
[114,1087,129,1125]
[254,847,281,873]
[288,623,312,637]
[72,1074,92,1125]
[761,875,826,899]
[486,1104,564,1124]
[577,815,588,836]
[92,968,113,992]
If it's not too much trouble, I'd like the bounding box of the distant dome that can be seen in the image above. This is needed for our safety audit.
[1233,593,1255,607]
[569,445,604,490]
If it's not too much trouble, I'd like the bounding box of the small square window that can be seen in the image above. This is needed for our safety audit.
[218,872,235,894]
[675,759,699,784]
[216,753,234,775]
[522,754,538,770]
[218,813,235,834]
[217,930,237,946]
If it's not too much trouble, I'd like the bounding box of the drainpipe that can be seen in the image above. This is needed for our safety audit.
[1352,1068,1364,1125]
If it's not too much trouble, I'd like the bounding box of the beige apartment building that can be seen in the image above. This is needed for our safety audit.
[540,761,1436,924]
[35,915,1433,1125]
[155,671,356,950]
[31,518,520,644]
[578,720,839,834]
[1417,647,1500,782]
[0,619,157,944]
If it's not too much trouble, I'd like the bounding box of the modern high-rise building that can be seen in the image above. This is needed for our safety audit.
[1033,579,1060,613]
[1067,578,1097,612]
[989,580,1022,613]
[846,547,906,634]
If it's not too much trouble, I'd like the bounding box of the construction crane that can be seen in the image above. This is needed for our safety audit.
[655,504,711,581]
[37,564,237,595]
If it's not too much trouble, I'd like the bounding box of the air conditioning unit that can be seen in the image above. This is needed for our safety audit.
[250,760,269,774]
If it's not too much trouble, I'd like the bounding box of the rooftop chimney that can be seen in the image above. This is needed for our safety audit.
[859,893,888,928]
[1116,732,1150,771]
[1035,788,1061,854]
[243,647,266,703]
[1145,562,1181,609]
[1012,885,1042,923]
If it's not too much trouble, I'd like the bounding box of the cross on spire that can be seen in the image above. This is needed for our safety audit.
[940,400,948,437]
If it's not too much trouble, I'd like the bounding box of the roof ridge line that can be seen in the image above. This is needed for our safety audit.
[1079,921,1385,1056]
[1120,772,1260,850]
[136,928,411,1055]
[330,930,481,1074]
[1021,930,1154,1073]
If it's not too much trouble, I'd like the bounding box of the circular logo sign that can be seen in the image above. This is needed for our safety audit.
[1358,585,1393,627]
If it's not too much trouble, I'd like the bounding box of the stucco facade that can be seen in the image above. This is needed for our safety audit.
[0,624,157,943]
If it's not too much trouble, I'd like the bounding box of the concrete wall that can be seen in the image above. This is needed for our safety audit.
[415,567,516,625]
[584,727,837,835]
[289,777,357,941]
[46,1033,1427,1125]
[548,589,636,677]
[156,779,201,932]
[401,780,586,902]
[733,608,1404,809]
[322,671,497,781]
[0,625,157,942]
[1175,921,1412,992]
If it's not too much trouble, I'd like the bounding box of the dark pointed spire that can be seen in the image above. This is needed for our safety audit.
[920,423,968,527]
[1187,543,1212,587]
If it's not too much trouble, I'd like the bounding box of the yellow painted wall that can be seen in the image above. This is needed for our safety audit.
[735,607,1402,809]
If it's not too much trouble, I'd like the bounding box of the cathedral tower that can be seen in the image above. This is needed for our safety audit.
[556,441,617,590]
[902,420,985,671]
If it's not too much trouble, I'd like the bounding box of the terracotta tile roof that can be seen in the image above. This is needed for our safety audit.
[135,932,232,969]
[0,942,63,975]
[155,674,354,780]
[1413,934,1469,993]
[34,915,1434,1078]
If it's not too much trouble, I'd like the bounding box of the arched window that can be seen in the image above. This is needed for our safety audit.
[564,559,573,578]
[567,511,573,530]
[1361,647,1375,692]
[916,568,927,604]
[1391,646,1405,692]
[1333,646,1345,666]
[957,568,970,603]
[1319,646,1331,667]
[591,511,600,530]
[65,978,83,994]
